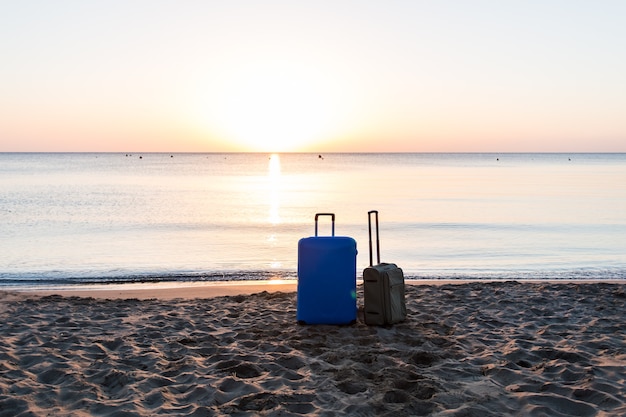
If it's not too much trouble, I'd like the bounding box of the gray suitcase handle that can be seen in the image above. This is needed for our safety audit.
[368,210,380,266]
[315,213,335,236]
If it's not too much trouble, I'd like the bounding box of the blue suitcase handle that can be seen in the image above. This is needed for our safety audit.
[314,213,335,236]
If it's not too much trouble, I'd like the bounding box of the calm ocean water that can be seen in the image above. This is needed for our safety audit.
[1,152,625,287]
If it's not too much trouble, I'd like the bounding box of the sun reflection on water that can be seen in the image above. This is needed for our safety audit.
[268,154,282,225]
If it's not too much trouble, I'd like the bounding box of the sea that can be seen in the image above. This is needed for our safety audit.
[1,152,625,288]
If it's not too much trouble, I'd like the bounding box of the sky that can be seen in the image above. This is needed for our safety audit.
[1,1,625,153]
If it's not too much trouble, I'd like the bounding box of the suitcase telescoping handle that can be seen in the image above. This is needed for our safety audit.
[314,213,335,236]
[368,210,381,266]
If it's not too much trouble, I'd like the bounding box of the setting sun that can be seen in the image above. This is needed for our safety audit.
[206,61,345,152]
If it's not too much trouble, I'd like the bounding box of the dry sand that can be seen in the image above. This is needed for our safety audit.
[1,281,626,416]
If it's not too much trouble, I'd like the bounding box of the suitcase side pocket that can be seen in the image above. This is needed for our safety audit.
[388,280,406,323]
[387,267,406,324]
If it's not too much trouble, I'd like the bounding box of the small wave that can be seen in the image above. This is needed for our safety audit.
[405,268,626,281]
[0,270,298,289]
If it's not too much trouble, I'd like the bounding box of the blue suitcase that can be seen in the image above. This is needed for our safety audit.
[297,213,357,325]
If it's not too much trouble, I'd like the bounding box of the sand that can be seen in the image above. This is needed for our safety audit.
[1,281,626,416]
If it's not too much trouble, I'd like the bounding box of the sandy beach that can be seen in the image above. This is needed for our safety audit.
[2,281,626,416]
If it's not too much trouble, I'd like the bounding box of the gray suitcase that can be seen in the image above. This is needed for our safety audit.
[363,210,406,325]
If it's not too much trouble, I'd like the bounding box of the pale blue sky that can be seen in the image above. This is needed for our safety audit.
[1,1,625,152]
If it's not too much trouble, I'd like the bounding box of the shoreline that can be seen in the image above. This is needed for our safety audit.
[5,278,626,300]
